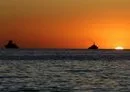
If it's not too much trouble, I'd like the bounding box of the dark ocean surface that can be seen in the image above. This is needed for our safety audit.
[0,49,130,92]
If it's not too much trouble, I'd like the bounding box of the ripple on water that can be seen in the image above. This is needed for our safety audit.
[0,60,129,92]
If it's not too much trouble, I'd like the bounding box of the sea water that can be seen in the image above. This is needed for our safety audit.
[0,49,129,92]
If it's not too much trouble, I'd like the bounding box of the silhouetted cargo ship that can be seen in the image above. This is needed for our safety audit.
[5,40,19,49]
[88,43,98,49]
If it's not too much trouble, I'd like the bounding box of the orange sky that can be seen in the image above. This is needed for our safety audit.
[1,0,130,49]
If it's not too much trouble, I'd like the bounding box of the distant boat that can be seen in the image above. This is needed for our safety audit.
[88,43,98,49]
[5,40,19,49]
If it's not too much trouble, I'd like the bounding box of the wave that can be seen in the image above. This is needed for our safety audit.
[0,49,130,60]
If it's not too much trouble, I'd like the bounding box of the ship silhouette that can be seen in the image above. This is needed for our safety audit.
[88,43,98,49]
[5,40,19,49]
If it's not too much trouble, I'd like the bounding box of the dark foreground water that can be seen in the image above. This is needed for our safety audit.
[0,49,130,92]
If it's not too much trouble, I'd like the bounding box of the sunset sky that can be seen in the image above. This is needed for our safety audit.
[1,0,130,49]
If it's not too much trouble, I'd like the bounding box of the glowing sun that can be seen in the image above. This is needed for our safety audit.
[115,46,124,50]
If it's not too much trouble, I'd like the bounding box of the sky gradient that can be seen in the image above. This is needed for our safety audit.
[1,0,130,49]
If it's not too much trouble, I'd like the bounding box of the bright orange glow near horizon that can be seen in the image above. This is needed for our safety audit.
[115,46,124,50]
[1,0,130,49]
